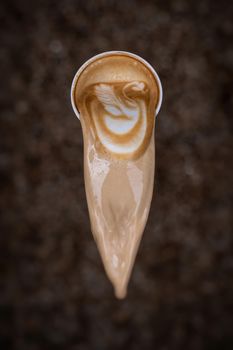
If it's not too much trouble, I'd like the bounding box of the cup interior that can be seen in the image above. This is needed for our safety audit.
[71,51,163,120]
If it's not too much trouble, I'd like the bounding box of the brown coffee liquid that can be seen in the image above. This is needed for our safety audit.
[73,54,159,298]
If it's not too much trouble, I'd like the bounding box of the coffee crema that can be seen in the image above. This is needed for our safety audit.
[72,53,161,298]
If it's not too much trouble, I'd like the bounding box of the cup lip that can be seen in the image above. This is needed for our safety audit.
[71,50,163,120]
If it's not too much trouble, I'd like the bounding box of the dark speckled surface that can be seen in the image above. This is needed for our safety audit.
[0,0,232,349]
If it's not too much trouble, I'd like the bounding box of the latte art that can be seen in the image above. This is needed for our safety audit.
[83,81,154,159]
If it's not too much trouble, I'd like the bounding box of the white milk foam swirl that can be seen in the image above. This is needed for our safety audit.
[91,81,147,156]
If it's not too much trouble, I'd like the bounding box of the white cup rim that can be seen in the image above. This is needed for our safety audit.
[71,50,163,120]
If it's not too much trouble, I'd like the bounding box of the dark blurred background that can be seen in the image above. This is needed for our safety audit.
[0,0,233,349]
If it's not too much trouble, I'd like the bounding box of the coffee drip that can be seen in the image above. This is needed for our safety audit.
[71,52,162,298]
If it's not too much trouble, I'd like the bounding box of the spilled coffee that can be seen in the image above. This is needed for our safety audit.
[72,52,162,298]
